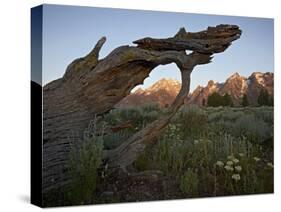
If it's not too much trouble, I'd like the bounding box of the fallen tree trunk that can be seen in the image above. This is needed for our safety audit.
[43,25,241,194]
[103,52,213,170]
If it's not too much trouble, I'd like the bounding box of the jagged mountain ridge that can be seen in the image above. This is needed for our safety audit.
[187,72,273,106]
[118,78,181,107]
[118,72,273,107]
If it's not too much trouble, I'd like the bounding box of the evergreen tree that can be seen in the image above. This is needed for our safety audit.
[257,89,269,106]
[207,92,233,107]
[202,98,206,107]
[269,95,274,106]
[207,92,222,107]
[242,94,249,107]
[222,93,233,106]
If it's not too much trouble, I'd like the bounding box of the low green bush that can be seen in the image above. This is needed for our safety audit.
[180,169,199,196]
[68,126,104,205]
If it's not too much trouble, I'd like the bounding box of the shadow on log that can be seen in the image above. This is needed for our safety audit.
[43,24,241,195]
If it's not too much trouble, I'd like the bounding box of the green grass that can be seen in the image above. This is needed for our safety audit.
[180,168,199,196]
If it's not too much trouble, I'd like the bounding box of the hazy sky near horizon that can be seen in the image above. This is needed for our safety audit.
[42,4,274,91]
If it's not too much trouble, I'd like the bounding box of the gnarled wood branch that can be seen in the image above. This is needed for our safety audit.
[43,25,241,194]
[134,24,241,53]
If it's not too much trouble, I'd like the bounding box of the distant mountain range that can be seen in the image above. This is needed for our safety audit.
[118,78,181,107]
[118,72,273,107]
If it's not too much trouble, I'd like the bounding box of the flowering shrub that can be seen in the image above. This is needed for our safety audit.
[103,105,273,197]
[134,106,273,197]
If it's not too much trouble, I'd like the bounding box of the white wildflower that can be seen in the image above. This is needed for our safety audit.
[232,158,239,164]
[194,139,199,144]
[267,162,274,168]
[235,166,242,172]
[216,161,224,167]
[232,174,241,181]
[227,155,235,160]
[224,165,234,172]
[226,161,234,166]
[239,153,244,157]
[253,157,261,162]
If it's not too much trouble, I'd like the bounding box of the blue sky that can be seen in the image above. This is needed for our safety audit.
[42,4,274,91]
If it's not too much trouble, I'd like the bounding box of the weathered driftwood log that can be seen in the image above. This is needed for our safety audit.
[43,25,241,194]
